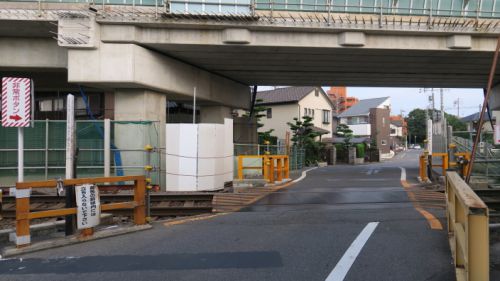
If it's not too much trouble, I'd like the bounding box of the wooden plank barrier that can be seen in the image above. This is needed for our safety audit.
[446,171,489,281]
[14,175,146,248]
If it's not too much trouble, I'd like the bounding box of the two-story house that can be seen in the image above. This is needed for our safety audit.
[337,97,392,153]
[256,86,334,141]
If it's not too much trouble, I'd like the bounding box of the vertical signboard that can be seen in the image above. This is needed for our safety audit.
[75,184,101,229]
[495,125,500,145]
[1,77,31,127]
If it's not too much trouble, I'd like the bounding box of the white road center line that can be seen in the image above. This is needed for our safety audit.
[325,222,380,281]
[399,167,406,181]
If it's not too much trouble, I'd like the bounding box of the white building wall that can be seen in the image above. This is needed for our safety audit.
[348,124,371,136]
[298,90,333,139]
[259,103,298,140]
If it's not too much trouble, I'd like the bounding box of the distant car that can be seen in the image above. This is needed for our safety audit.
[413,145,422,149]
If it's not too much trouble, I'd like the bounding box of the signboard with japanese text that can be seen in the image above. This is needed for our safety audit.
[75,184,101,229]
[495,125,500,145]
[1,77,32,127]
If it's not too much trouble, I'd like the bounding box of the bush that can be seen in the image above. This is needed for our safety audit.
[356,143,366,158]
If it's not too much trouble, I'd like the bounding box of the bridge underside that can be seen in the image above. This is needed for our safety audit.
[147,44,500,88]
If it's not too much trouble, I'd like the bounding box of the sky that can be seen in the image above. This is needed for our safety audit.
[342,87,484,118]
[259,86,485,118]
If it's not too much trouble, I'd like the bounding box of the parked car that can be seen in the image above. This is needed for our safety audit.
[413,145,422,149]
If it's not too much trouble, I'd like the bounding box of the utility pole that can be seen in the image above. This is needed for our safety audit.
[454,98,460,117]
[440,88,447,151]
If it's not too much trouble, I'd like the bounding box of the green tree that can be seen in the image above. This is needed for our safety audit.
[287,116,323,165]
[407,108,427,144]
[335,123,353,148]
[444,112,467,132]
[244,99,274,144]
[407,108,467,144]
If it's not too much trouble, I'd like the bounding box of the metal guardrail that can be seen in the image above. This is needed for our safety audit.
[446,171,489,281]
[14,175,146,248]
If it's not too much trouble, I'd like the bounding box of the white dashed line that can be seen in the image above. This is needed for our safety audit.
[325,222,380,281]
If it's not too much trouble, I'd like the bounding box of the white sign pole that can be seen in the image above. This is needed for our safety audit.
[18,127,24,182]
[427,119,433,155]
[495,124,500,145]
[66,94,75,179]
[193,86,197,124]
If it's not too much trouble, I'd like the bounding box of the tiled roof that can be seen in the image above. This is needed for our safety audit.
[338,97,390,118]
[256,86,316,104]
[461,111,496,122]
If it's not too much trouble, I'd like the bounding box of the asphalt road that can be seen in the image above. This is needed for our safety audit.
[0,149,455,281]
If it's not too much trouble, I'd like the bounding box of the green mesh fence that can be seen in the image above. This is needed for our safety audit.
[0,120,160,186]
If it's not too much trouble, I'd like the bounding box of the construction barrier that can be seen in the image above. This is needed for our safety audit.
[237,155,289,183]
[446,171,489,281]
[420,151,471,179]
[419,153,428,181]
[431,153,449,176]
[14,175,146,248]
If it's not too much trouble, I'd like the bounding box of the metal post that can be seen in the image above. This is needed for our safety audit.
[45,118,49,180]
[327,0,332,26]
[104,118,111,177]
[155,0,158,19]
[18,127,24,182]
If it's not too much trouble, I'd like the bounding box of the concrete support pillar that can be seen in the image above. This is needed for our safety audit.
[114,89,166,187]
[200,105,232,124]
[489,86,500,111]
[348,147,356,165]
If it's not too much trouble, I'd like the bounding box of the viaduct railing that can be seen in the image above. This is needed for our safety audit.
[446,171,489,281]
[1,0,499,19]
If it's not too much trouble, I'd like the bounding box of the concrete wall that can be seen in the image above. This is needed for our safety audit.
[260,103,298,140]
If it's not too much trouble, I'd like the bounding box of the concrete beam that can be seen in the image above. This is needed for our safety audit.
[100,25,498,52]
[0,38,67,69]
[67,43,250,109]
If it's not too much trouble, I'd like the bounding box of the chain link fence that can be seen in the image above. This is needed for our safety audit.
[452,131,500,185]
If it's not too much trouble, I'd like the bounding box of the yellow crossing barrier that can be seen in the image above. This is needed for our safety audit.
[15,175,146,248]
[446,171,489,281]
[237,155,289,183]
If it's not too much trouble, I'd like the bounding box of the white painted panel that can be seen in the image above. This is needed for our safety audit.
[166,120,233,192]
[198,124,216,158]
[197,175,216,191]
[179,124,198,158]
[167,174,197,191]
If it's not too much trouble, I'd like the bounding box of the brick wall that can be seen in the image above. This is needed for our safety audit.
[370,108,391,154]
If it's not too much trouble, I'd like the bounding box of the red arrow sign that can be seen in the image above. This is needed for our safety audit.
[9,115,22,121]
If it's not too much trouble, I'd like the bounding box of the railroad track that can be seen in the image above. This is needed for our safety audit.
[0,193,214,218]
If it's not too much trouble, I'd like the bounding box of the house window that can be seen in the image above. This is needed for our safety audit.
[391,128,396,134]
[323,110,330,124]
[39,99,53,112]
[266,108,272,118]
[312,109,315,119]
[381,140,387,145]
[304,108,307,116]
